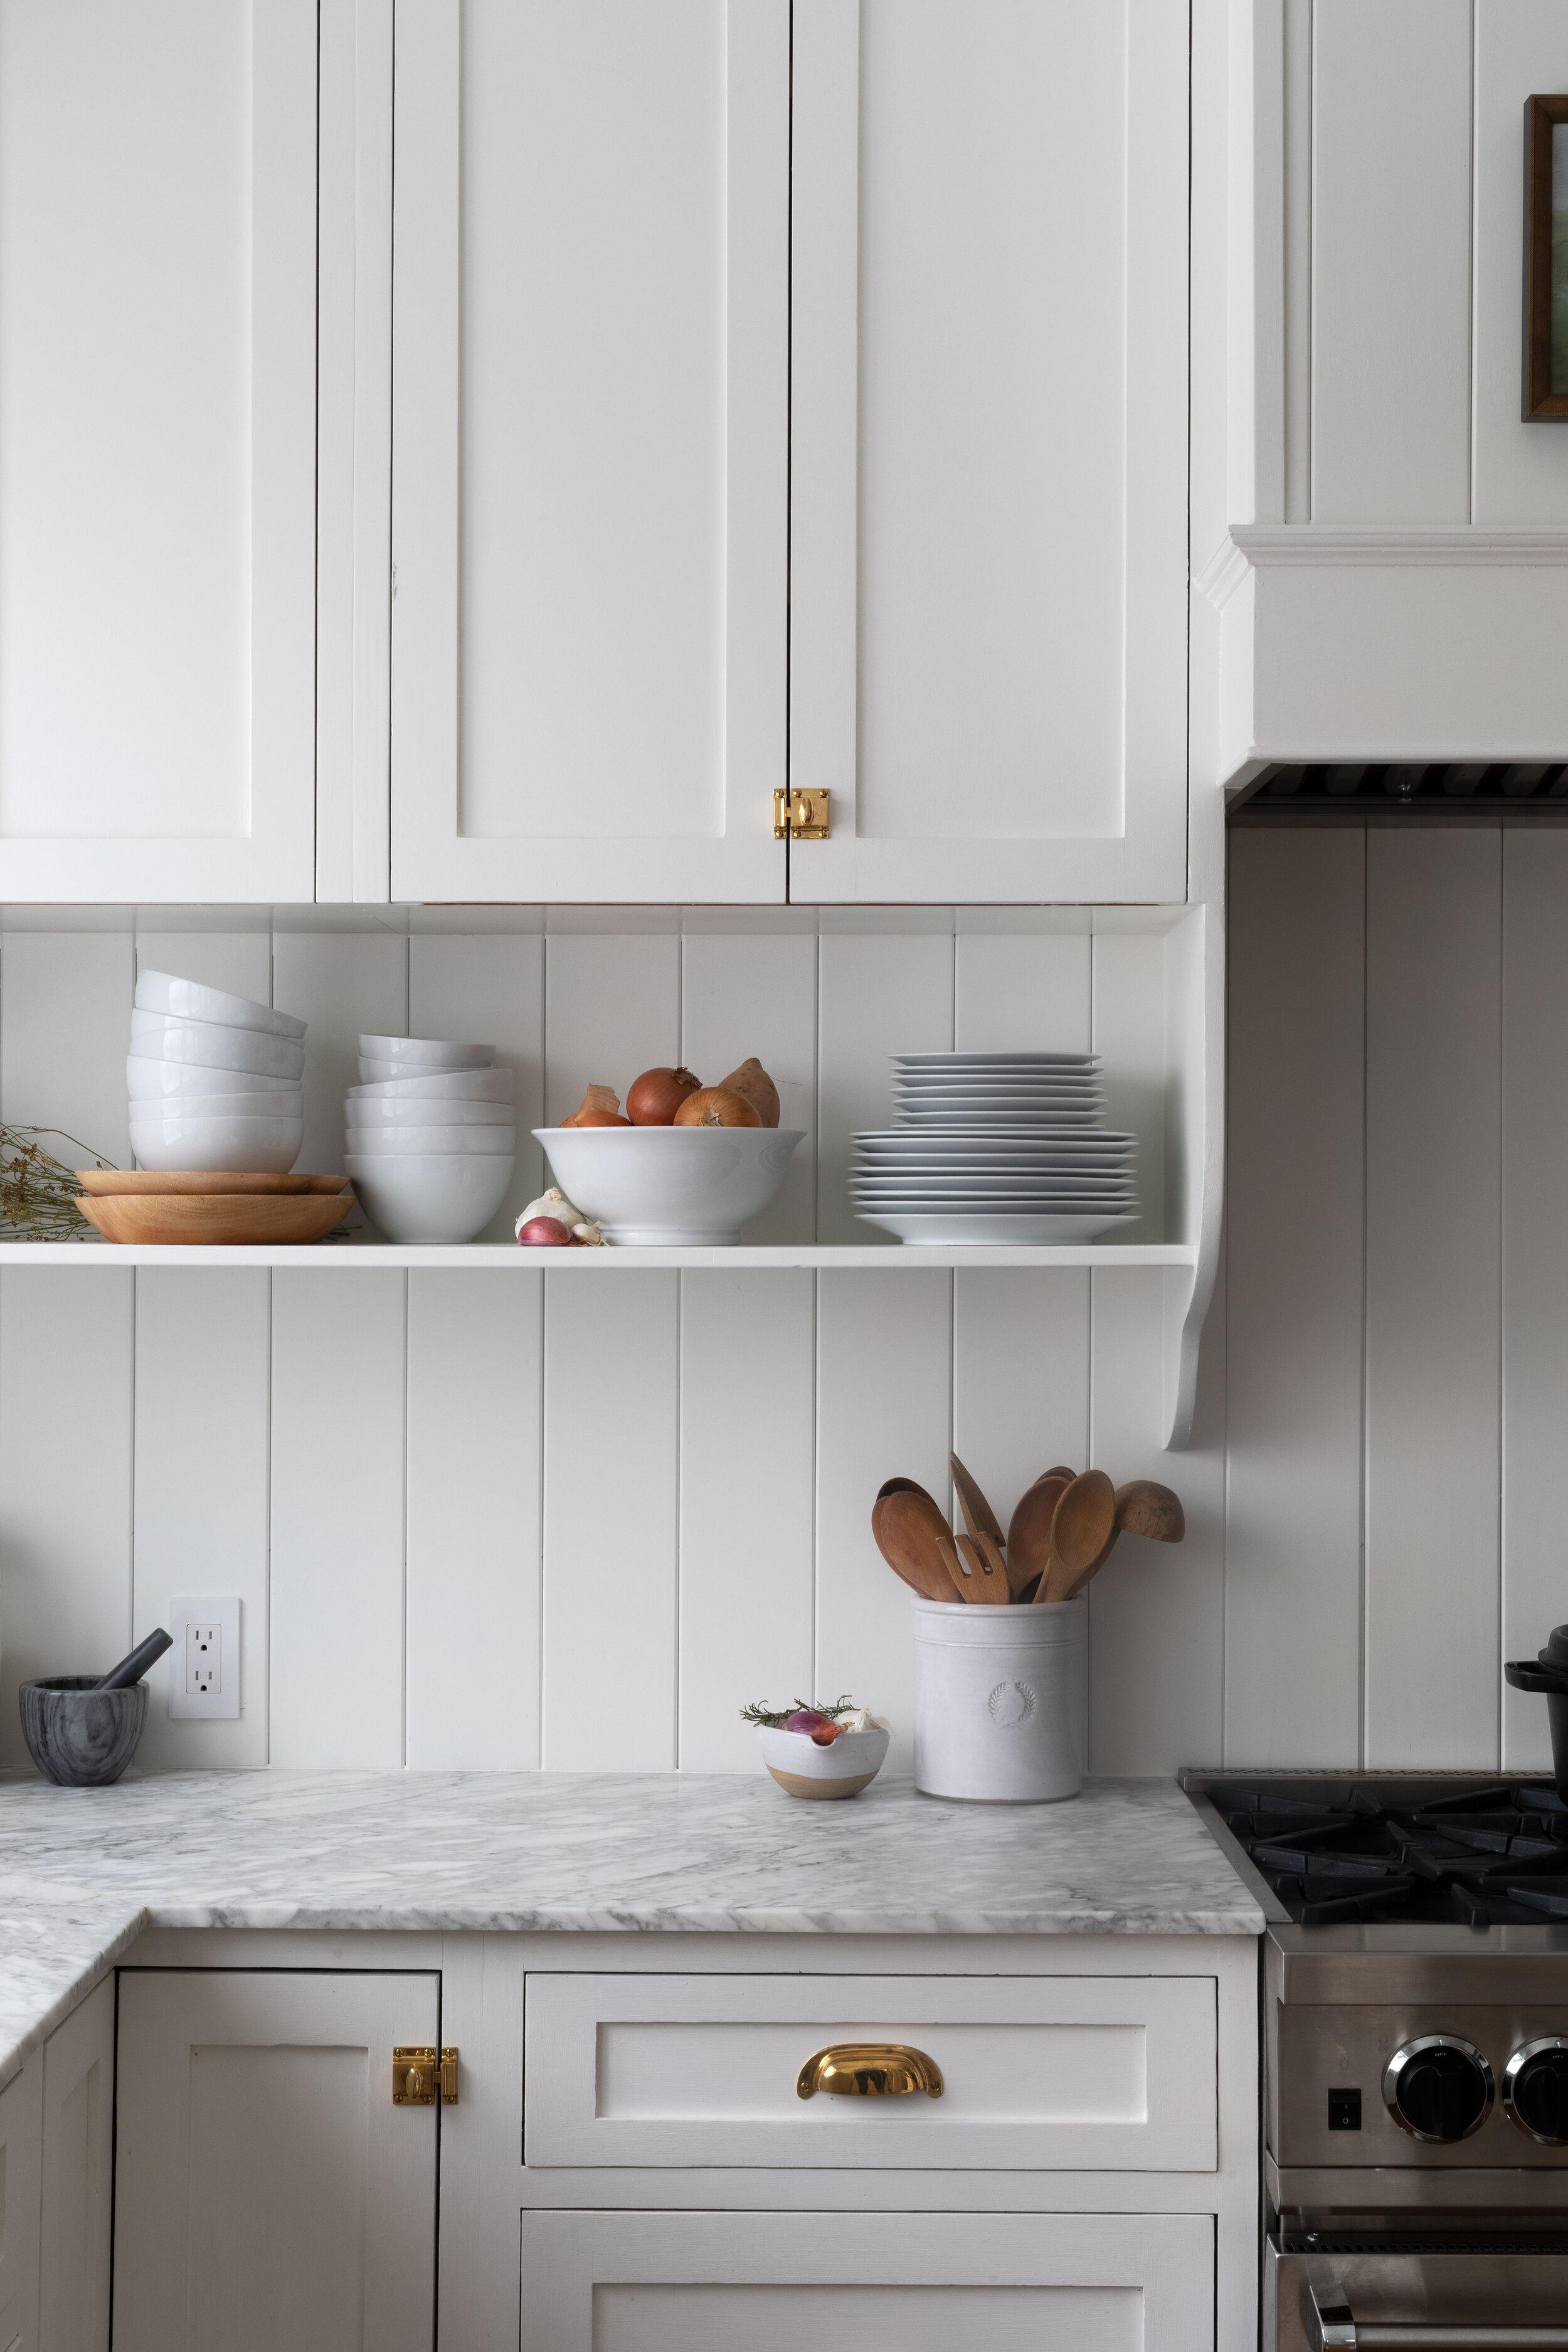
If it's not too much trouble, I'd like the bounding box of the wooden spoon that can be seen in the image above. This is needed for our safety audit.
[950,1453,1006,1550]
[955,1530,1010,1602]
[1115,1480,1185,1544]
[1007,1472,1071,1601]
[1042,1469,1116,1603]
[872,1480,966,1605]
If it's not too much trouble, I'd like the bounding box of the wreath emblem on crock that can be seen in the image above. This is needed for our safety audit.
[987,1680,1036,1727]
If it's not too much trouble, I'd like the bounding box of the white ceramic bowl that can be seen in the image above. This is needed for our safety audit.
[756,1725,890,1799]
[129,1011,306,1081]
[345,1153,515,1243]
[135,968,306,1041]
[129,1115,304,1175]
[345,1125,515,1156]
[146,1088,302,1120]
[345,1096,513,1127]
[127,1055,303,1102]
[536,1125,804,1245]
[357,1034,492,1068]
[349,1068,515,1104]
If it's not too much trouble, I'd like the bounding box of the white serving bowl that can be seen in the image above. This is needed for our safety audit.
[345,1096,513,1127]
[130,1010,306,1081]
[345,1125,515,1156]
[536,1125,805,1245]
[127,1055,303,1102]
[357,1034,492,1068]
[130,1115,304,1175]
[345,1153,515,1243]
[135,968,306,1041]
[148,1088,302,1120]
[349,1068,515,1104]
[756,1724,890,1800]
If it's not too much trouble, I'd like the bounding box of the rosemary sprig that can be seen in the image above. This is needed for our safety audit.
[739,1693,857,1729]
[0,1126,117,1239]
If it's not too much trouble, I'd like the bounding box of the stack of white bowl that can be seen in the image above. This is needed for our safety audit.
[344,1036,516,1243]
[127,970,306,1173]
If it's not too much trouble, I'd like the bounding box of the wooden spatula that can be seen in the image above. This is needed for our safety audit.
[955,1529,1010,1602]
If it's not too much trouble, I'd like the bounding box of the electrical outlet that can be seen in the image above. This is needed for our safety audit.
[168,1596,241,1720]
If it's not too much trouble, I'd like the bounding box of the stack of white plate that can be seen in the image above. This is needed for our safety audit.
[344,1036,516,1242]
[127,970,306,1173]
[850,1052,1140,1244]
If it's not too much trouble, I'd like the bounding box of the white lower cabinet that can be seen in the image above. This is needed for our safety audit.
[0,2055,41,2352]
[112,1970,440,2352]
[519,2210,1215,2351]
[39,1979,113,2352]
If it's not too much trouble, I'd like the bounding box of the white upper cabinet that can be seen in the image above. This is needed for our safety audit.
[787,0,1191,903]
[0,0,318,902]
[390,0,791,903]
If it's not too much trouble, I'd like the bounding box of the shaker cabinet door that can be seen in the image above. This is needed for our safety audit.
[40,1977,114,2352]
[521,2210,1216,2352]
[112,1969,439,2352]
[788,0,1190,903]
[390,0,791,904]
[0,0,319,903]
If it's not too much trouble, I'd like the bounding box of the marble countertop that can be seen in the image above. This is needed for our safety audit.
[0,1769,1261,2087]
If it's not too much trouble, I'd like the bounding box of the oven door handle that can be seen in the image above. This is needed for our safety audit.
[1305,2281,1568,2349]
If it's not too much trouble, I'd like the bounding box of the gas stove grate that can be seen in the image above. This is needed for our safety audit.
[1282,2233,1568,2258]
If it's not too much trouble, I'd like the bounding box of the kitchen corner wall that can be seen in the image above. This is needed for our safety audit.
[0,914,1214,1779]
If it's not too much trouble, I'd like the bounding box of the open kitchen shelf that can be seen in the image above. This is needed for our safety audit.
[0,1241,1198,1271]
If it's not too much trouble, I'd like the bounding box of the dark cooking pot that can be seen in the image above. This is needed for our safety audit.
[1504,1624,1568,1801]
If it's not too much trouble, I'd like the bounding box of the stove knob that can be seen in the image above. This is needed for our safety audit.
[1503,2038,1568,2144]
[1382,2035,1493,2143]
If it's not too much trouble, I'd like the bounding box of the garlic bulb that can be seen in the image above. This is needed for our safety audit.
[571,1221,607,1247]
[517,1187,583,1237]
[838,1707,886,1734]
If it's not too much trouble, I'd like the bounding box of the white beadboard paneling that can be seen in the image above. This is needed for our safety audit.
[270,928,408,1184]
[269,1270,407,1766]
[1310,1,1474,522]
[408,933,545,1236]
[1091,932,1166,1244]
[1365,829,1502,1769]
[678,1270,815,1768]
[133,1269,270,1769]
[1,930,133,1170]
[406,1268,543,1769]
[1087,1266,1224,1774]
[1224,828,1366,1766]
[953,930,1091,1054]
[814,1268,952,1768]
[541,1272,679,1770]
[951,1270,1091,1537]
[541,934,682,1132]
[1472,4,1568,522]
[681,932,816,1244]
[815,934,953,1246]
[1500,829,1568,1772]
[0,1268,133,1769]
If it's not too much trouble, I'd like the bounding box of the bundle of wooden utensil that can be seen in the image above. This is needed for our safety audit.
[872,1454,1184,1606]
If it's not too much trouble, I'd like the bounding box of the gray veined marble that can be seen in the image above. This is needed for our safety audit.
[0,1769,1261,2087]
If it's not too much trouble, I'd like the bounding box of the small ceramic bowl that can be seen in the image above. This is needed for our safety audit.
[19,1677,146,1786]
[135,968,307,1041]
[758,1724,890,1800]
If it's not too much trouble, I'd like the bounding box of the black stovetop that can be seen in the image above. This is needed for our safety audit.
[1202,1778,1568,1927]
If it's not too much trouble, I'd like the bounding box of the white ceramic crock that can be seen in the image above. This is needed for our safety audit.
[913,1594,1086,1802]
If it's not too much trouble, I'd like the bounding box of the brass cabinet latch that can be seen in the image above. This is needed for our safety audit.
[393,2045,458,2106]
[797,2043,943,2099]
[773,787,831,840]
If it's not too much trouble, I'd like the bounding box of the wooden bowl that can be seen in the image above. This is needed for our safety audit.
[75,1170,348,1196]
[73,1192,354,1246]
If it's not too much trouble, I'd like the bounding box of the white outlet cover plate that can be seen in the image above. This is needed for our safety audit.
[167,1595,241,1720]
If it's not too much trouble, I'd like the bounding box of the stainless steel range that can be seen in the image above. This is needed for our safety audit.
[1183,1771,1568,2350]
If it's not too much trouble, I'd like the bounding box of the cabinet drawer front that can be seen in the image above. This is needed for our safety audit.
[521,2210,1215,2351]
[524,1973,1217,2171]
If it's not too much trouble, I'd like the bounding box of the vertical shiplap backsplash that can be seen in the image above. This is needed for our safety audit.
[0,913,1201,1778]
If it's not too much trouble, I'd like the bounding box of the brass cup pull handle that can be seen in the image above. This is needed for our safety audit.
[796,2043,944,2100]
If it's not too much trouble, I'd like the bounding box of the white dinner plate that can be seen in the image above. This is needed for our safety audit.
[896,1111,1106,1128]
[858,1211,1141,1244]
[893,1052,1099,1070]
[852,1188,1140,1205]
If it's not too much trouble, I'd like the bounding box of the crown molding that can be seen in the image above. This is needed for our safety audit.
[1197,524,1568,611]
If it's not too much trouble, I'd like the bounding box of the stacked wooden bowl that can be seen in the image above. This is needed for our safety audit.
[74,1170,353,1246]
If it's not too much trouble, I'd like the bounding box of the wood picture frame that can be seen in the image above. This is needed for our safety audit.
[1524,93,1568,420]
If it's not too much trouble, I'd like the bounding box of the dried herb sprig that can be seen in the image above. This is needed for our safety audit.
[739,1693,857,1729]
[0,1126,116,1238]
